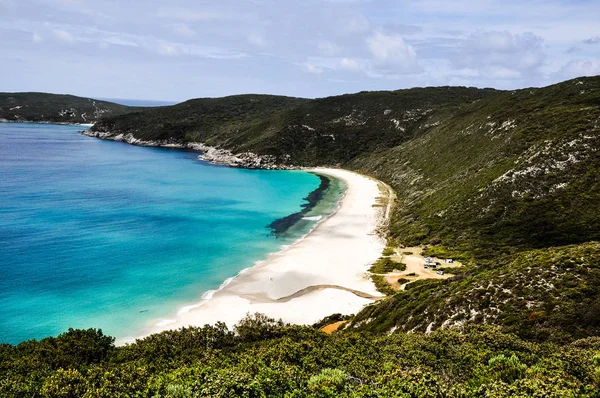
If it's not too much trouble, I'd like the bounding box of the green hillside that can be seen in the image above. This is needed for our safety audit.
[352,242,600,341]
[90,77,600,338]
[91,94,309,144]
[93,77,600,257]
[351,77,600,257]
[0,93,137,124]
[93,87,495,165]
[3,76,600,396]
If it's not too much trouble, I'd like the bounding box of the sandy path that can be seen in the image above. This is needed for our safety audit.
[123,168,390,344]
[239,284,384,303]
[383,247,462,290]
[321,320,348,334]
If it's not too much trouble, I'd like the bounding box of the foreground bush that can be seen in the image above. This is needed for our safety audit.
[1,314,599,397]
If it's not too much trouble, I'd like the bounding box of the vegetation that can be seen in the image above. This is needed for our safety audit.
[93,76,600,259]
[92,87,495,165]
[352,77,600,258]
[352,242,600,342]
[0,93,137,124]
[381,247,396,256]
[4,76,600,395]
[1,315,599,397]
[368,257,407,273]
[371,274,397,296]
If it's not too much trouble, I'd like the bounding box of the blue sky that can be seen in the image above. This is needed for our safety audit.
[1,0,599,101]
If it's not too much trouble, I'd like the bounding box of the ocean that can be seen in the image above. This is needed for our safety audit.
[0,123,342,344]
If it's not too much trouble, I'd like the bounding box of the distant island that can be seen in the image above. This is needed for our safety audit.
[1,76,599,396]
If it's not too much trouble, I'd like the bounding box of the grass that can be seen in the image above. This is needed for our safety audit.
[371,275,397,296]
[369,257,406,273]
[382,247,396,256]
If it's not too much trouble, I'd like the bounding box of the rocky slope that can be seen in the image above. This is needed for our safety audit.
[82,130,292,169]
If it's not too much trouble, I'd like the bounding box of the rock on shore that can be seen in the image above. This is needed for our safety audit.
[81,130,295,170]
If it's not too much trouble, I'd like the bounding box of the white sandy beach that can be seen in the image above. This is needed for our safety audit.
[128,168,389,343]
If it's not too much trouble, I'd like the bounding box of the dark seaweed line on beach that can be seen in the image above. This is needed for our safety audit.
[267,174,331,236]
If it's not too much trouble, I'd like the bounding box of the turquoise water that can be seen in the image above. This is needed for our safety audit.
[0,123,336,344]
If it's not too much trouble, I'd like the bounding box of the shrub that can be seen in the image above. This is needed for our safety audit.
[487,353,528,383]
[308,368,349,395]
[234,313,284,342]
[369,257,407,273]
[40,369,87,398]
[382,247,396,256]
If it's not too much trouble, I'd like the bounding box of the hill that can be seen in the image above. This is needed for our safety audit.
[92,87,495,165]
[93,77,600,257]
[0,92,138,124]
[3,77,600,396]
[90,76,600,341]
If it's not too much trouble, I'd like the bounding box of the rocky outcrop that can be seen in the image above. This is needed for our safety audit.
[81,130,296,170]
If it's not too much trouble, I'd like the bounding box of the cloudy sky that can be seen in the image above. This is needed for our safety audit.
[1,0,599,101]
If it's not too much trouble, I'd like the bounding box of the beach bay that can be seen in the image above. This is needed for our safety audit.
[0,123,342,344]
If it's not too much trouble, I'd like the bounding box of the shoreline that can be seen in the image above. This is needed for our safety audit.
[122,168,389,344]
[81,129,295,170]
[64,127,390,345]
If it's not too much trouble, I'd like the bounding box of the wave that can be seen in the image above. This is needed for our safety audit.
[155,319,176,327]
[302,215,322,221]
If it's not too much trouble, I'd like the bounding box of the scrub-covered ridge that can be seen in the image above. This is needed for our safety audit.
[3,76,600,396]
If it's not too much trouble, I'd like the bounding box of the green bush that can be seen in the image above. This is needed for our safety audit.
[369,257,406,273]
[487,353,528,383]
[382,247,396,256]
[308,368,350,395]
[371,275,397,296]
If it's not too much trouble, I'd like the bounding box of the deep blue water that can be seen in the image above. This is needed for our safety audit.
[0,123,328,344]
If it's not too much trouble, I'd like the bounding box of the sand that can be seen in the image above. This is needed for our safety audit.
[125,168,389,344]
[382,247,464,291]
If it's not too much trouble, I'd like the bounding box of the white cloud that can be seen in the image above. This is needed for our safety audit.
[339,57,362,71]
[158,42,179,56]
[484,66,522,79]
[342,14,370,34]
[54,0,81,5]
[32,31,43,43]
[367,32,418,70]
[172,24,195,38]
[156,7,223,22]
[247,33,266,47]
[558,59,600,79]
[457,30,546,80]
[329,11,370,36]
[304,63,323,74]
[318,41,341,56]
[53,29,74,43]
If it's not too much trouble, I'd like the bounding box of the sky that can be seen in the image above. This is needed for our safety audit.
[1,0,600,101]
